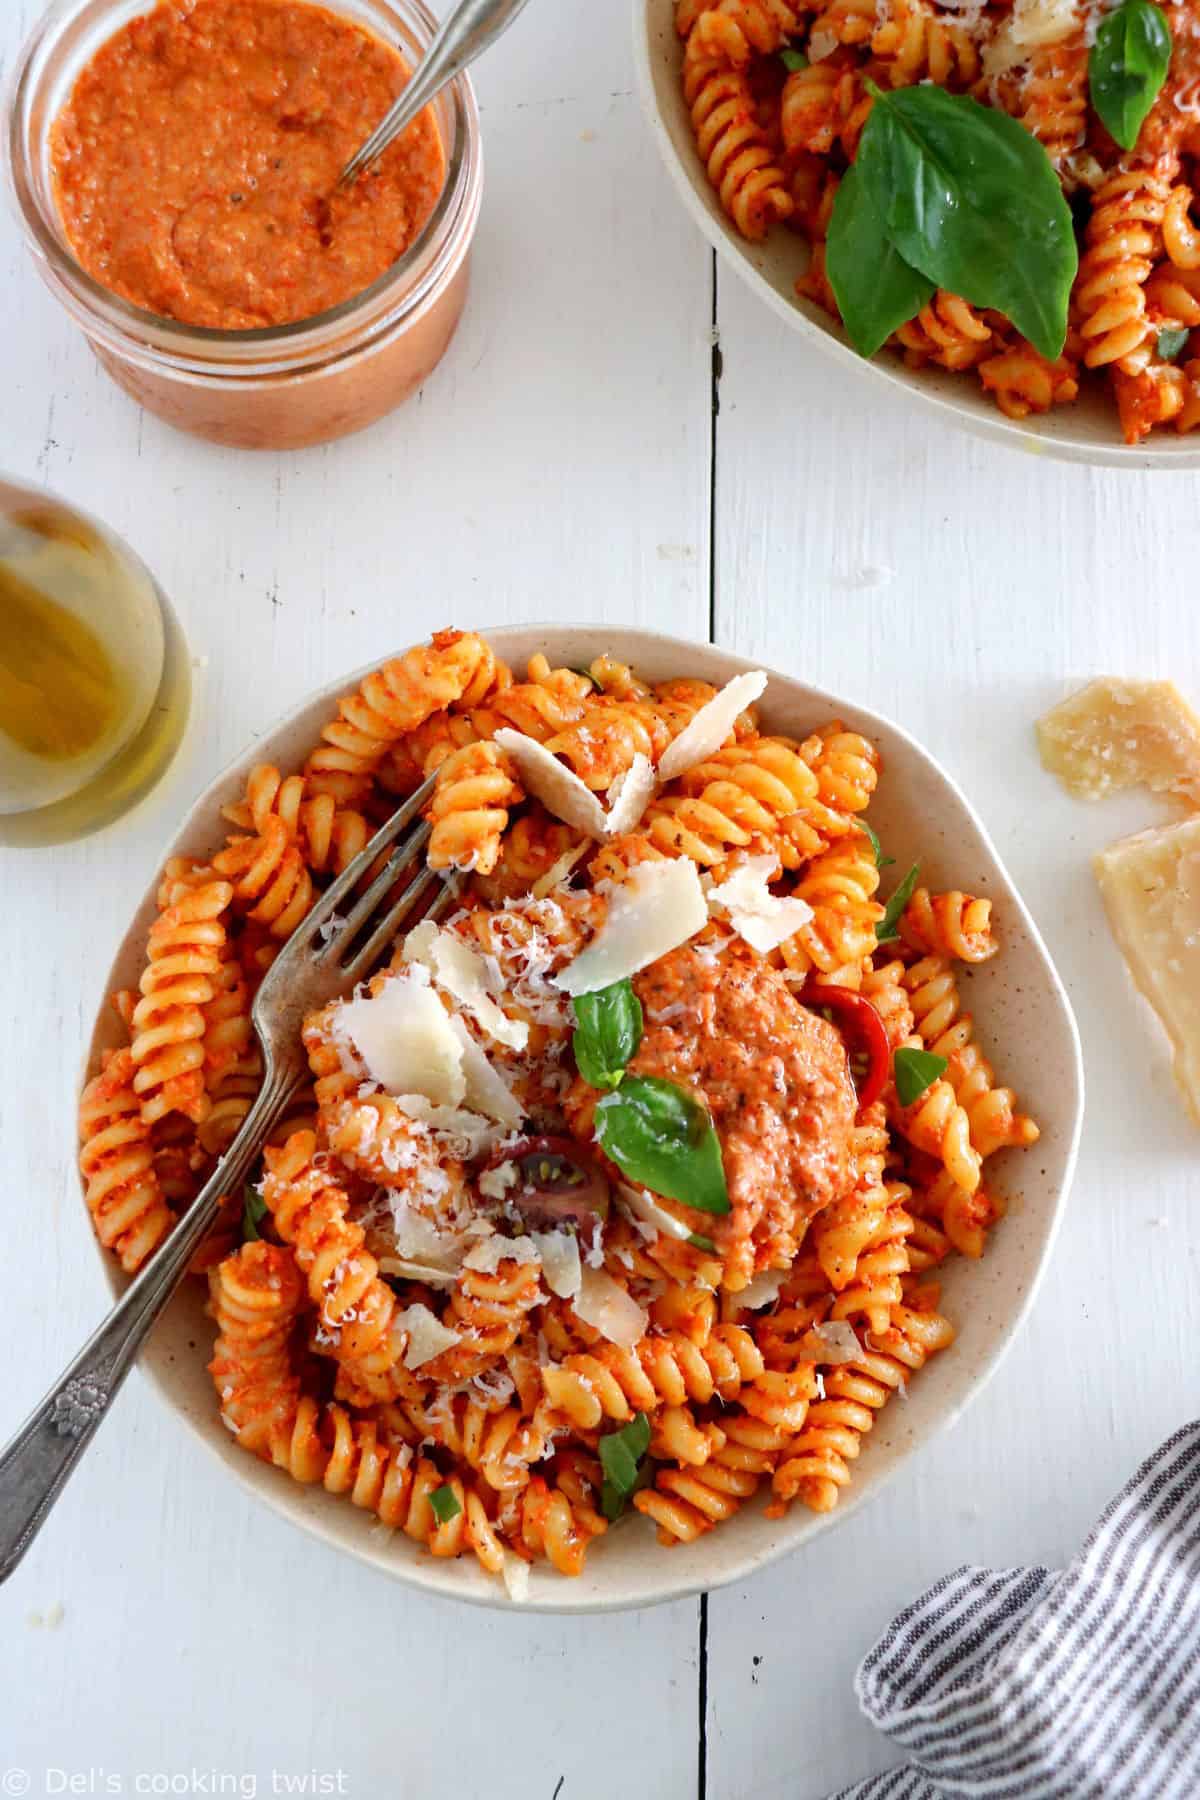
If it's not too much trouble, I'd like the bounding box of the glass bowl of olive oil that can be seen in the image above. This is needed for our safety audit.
[0,477,191,845]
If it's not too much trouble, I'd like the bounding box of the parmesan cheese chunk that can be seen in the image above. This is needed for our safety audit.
[1037,679,1200,804]
[572,1267,648,1349]
[530,1228,583,1298]
[447,1017,524,1127]
[395,1303,459,1369]
[1094,816,1200,1125]
[708,854,814,954]
[493,729,608,838]
[463,1234,541,1273]
[604,753,657,836]
[334,968,465,1107]
[478,1160,519,1201]
[552,858,708,996]
[657,671,768,783]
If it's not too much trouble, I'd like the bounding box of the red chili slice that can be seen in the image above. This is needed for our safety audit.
[479,1134,611,1235]
[802,982,891,1113]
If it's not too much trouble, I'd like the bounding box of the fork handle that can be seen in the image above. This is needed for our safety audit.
[0,1067,297,1584]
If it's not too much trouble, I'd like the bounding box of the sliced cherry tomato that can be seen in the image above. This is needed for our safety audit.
[802,982,890,1114]
[480,1134,610,1235]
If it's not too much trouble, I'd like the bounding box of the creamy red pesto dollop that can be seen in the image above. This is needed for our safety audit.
[631,936,857,1288]
[50,0,445,330]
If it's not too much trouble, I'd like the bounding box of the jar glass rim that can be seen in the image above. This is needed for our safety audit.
[4,0,480,358]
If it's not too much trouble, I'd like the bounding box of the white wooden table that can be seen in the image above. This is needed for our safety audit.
[3,5,1199,1796]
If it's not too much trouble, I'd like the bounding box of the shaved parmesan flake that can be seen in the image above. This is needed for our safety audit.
[386,1204,464,1266]
[617,1182,692,1243]
[478,1160,519,1201]
[494,729,608,838]
[432,932,528,1051]
[463,1234,541,1273]
[604,753,657,836]
[552,858,708,996]
[797,1320,861,1364]
[1009,0,1077,47]
[502,1554,531,1604]
[390,1094,505,1161]
[732,1269,785,1311]
[530,1229,583,1298]
[658,671,767,783]
[573,1267,648,1348]
[334,969,465,1107]
[708,854,814,954]
[377,1256,460,1287]
[396,1303,459,1369]
[447,1017,524,1128]
[532,840,589,899]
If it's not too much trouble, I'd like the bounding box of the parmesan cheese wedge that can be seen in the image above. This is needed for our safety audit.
[447,1017,524,1128]
[1094,815,1200,1125]
[1037,678,1200,804]
[572,1267,648,1349]
[334,968,466,1107]
[707,854,814,954]
[552,858,708,996]
[604,753,656,836]
[657,670,767,782]
[493,729,608,838]
[395,1303,460,1370]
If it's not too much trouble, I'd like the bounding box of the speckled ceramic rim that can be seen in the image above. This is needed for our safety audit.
[632,0,1200,470]
[78,625,1085,1613]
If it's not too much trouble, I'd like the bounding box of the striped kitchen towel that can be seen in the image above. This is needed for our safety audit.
[833,1422,1200,1800]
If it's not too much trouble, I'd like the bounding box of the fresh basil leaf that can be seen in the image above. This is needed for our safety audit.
[600,1412,652,1519]
[242,1181,268,1243]
[1090,0,1172,152]
[1158,325,1190,362]
[856,84,1077,360]
[858,818,894,870]
[780,47,808,70]
[893,1045,949,1106]
[572,979,644,1090]
[826,162,935,357]
[875,861,920,943]
[687,1232,717,1252]
[594,1076,730,1215]
[429,1483,462,1525]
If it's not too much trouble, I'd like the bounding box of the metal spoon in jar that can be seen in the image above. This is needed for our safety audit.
[338,0,533,190]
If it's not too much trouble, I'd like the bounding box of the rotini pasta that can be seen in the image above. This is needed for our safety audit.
[81,634,1040,1588]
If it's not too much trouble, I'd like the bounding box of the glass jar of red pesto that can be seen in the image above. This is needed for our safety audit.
[5,0,482,450]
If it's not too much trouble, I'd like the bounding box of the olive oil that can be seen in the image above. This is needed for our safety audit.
[0,480,191,845]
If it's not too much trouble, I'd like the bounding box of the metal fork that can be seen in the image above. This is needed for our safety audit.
[0,774,459,1583]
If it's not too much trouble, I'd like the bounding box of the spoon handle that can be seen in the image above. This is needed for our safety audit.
[340,0,534,187]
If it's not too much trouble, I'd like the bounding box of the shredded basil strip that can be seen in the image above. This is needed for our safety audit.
[687,1232,717,1252]
[595,1076,730,1215]
[572,978,644,1090]
[826,162,935,357]
[858,819,894,870]
[1157,326,1190,363]
[893,1045,949,1106]
[429,1484,462,1525]
[876,862,920,942]
[242,1182,268,1243]
[780,46,808,69]
[600,1412,652,1520]
[853,84,1077,360]
[1090,0,1173,153]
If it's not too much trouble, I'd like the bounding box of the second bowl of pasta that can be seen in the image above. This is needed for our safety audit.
[635,0,1200,465]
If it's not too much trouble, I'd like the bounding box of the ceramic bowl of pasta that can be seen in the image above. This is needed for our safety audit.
[635,0,1200,465]
[78,626,1083,1611]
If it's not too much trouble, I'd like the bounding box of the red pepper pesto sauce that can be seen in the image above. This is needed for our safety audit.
[631,937,857,1291]
[50,0,445,330]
